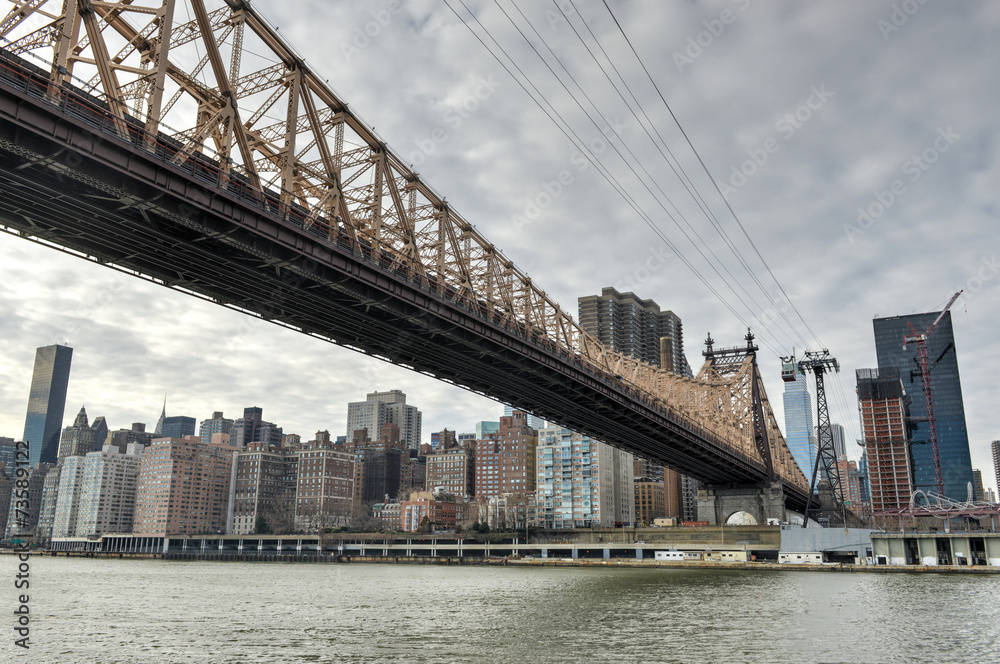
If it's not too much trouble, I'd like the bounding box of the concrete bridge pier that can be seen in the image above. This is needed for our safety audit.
[697,482,787,526]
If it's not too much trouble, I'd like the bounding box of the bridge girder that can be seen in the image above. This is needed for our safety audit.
[0,0,809,501]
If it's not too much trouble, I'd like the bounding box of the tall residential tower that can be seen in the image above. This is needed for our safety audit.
[346,391,422,450]
[578,287,690,374]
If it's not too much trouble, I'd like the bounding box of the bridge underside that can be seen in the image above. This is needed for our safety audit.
[0,63,808,512]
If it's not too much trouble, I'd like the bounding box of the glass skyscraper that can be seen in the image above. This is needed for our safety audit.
[782,366,815,480]
[873,311,973,502]
[23,344,73,467]
[161,416,196,439]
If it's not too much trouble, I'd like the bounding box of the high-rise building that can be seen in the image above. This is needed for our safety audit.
[873,311,973,501]
[475,421,500,440]
[857,451,872,509]
[228,442,298,535]
[400,450,426,495]
[91,417,108,451]
[634,480,665,526]
[818,423,847,460]
[4,463,55,539]
[293,438,356,532]
[502,405,545,430]
[57,406,103,459]
[133,436,234,536]
[199,412,234,444]
[578,287,690,373]
[992,441,1000,503]
[857,369,912,512]
[346,425,406,504]
[346,391,422,450]
[971,469,985,503]
[75,445,143,536]
[663,468,685,519]
[0,464,12,537]
[22,344,73,466]
[473,410,538,500]
[160,416,196,439]
[535,425,633,528]
[425,438,475,499]
[0,437,18,472]
[578,286,689,372]
[154,399,165,436]
[105,423,153,453]
[34,464,62,543]
[837,458,863,510]
[783,366,816,479]
[634,458,669,524]
[578,287,690,520]
[230,407,282,448]
[51,455,87,538]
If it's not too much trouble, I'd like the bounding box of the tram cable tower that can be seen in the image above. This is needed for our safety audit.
[786,350,847,527]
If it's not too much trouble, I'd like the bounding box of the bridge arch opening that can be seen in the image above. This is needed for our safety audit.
[725,511,758,526]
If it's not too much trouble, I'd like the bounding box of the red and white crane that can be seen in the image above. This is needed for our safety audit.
[902,290,963,497]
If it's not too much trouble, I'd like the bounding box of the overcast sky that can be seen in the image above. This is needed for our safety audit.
[1,1,997,493]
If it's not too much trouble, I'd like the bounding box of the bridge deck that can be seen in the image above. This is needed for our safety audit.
[0,49,808,510]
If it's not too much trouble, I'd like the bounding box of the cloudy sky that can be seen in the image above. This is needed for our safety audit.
[1,1,997,493]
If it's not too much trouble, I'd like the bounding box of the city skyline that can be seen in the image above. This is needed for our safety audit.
[0,2,997,494]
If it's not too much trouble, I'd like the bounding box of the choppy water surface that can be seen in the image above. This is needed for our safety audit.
[6,556,1000,663]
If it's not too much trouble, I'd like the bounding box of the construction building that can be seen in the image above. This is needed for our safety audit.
[857,369,912,512]
[873,311,973,501]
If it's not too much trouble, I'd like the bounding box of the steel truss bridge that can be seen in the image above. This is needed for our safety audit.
[0,0,809,510]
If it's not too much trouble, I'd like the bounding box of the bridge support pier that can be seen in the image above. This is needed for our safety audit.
[696,482,787,526]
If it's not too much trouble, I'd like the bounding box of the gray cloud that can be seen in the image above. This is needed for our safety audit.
[0,1,997,493]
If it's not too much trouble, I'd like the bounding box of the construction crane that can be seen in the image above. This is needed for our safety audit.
[902,290,963,498]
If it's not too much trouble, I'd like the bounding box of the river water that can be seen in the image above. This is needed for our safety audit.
[6,557,999,663]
